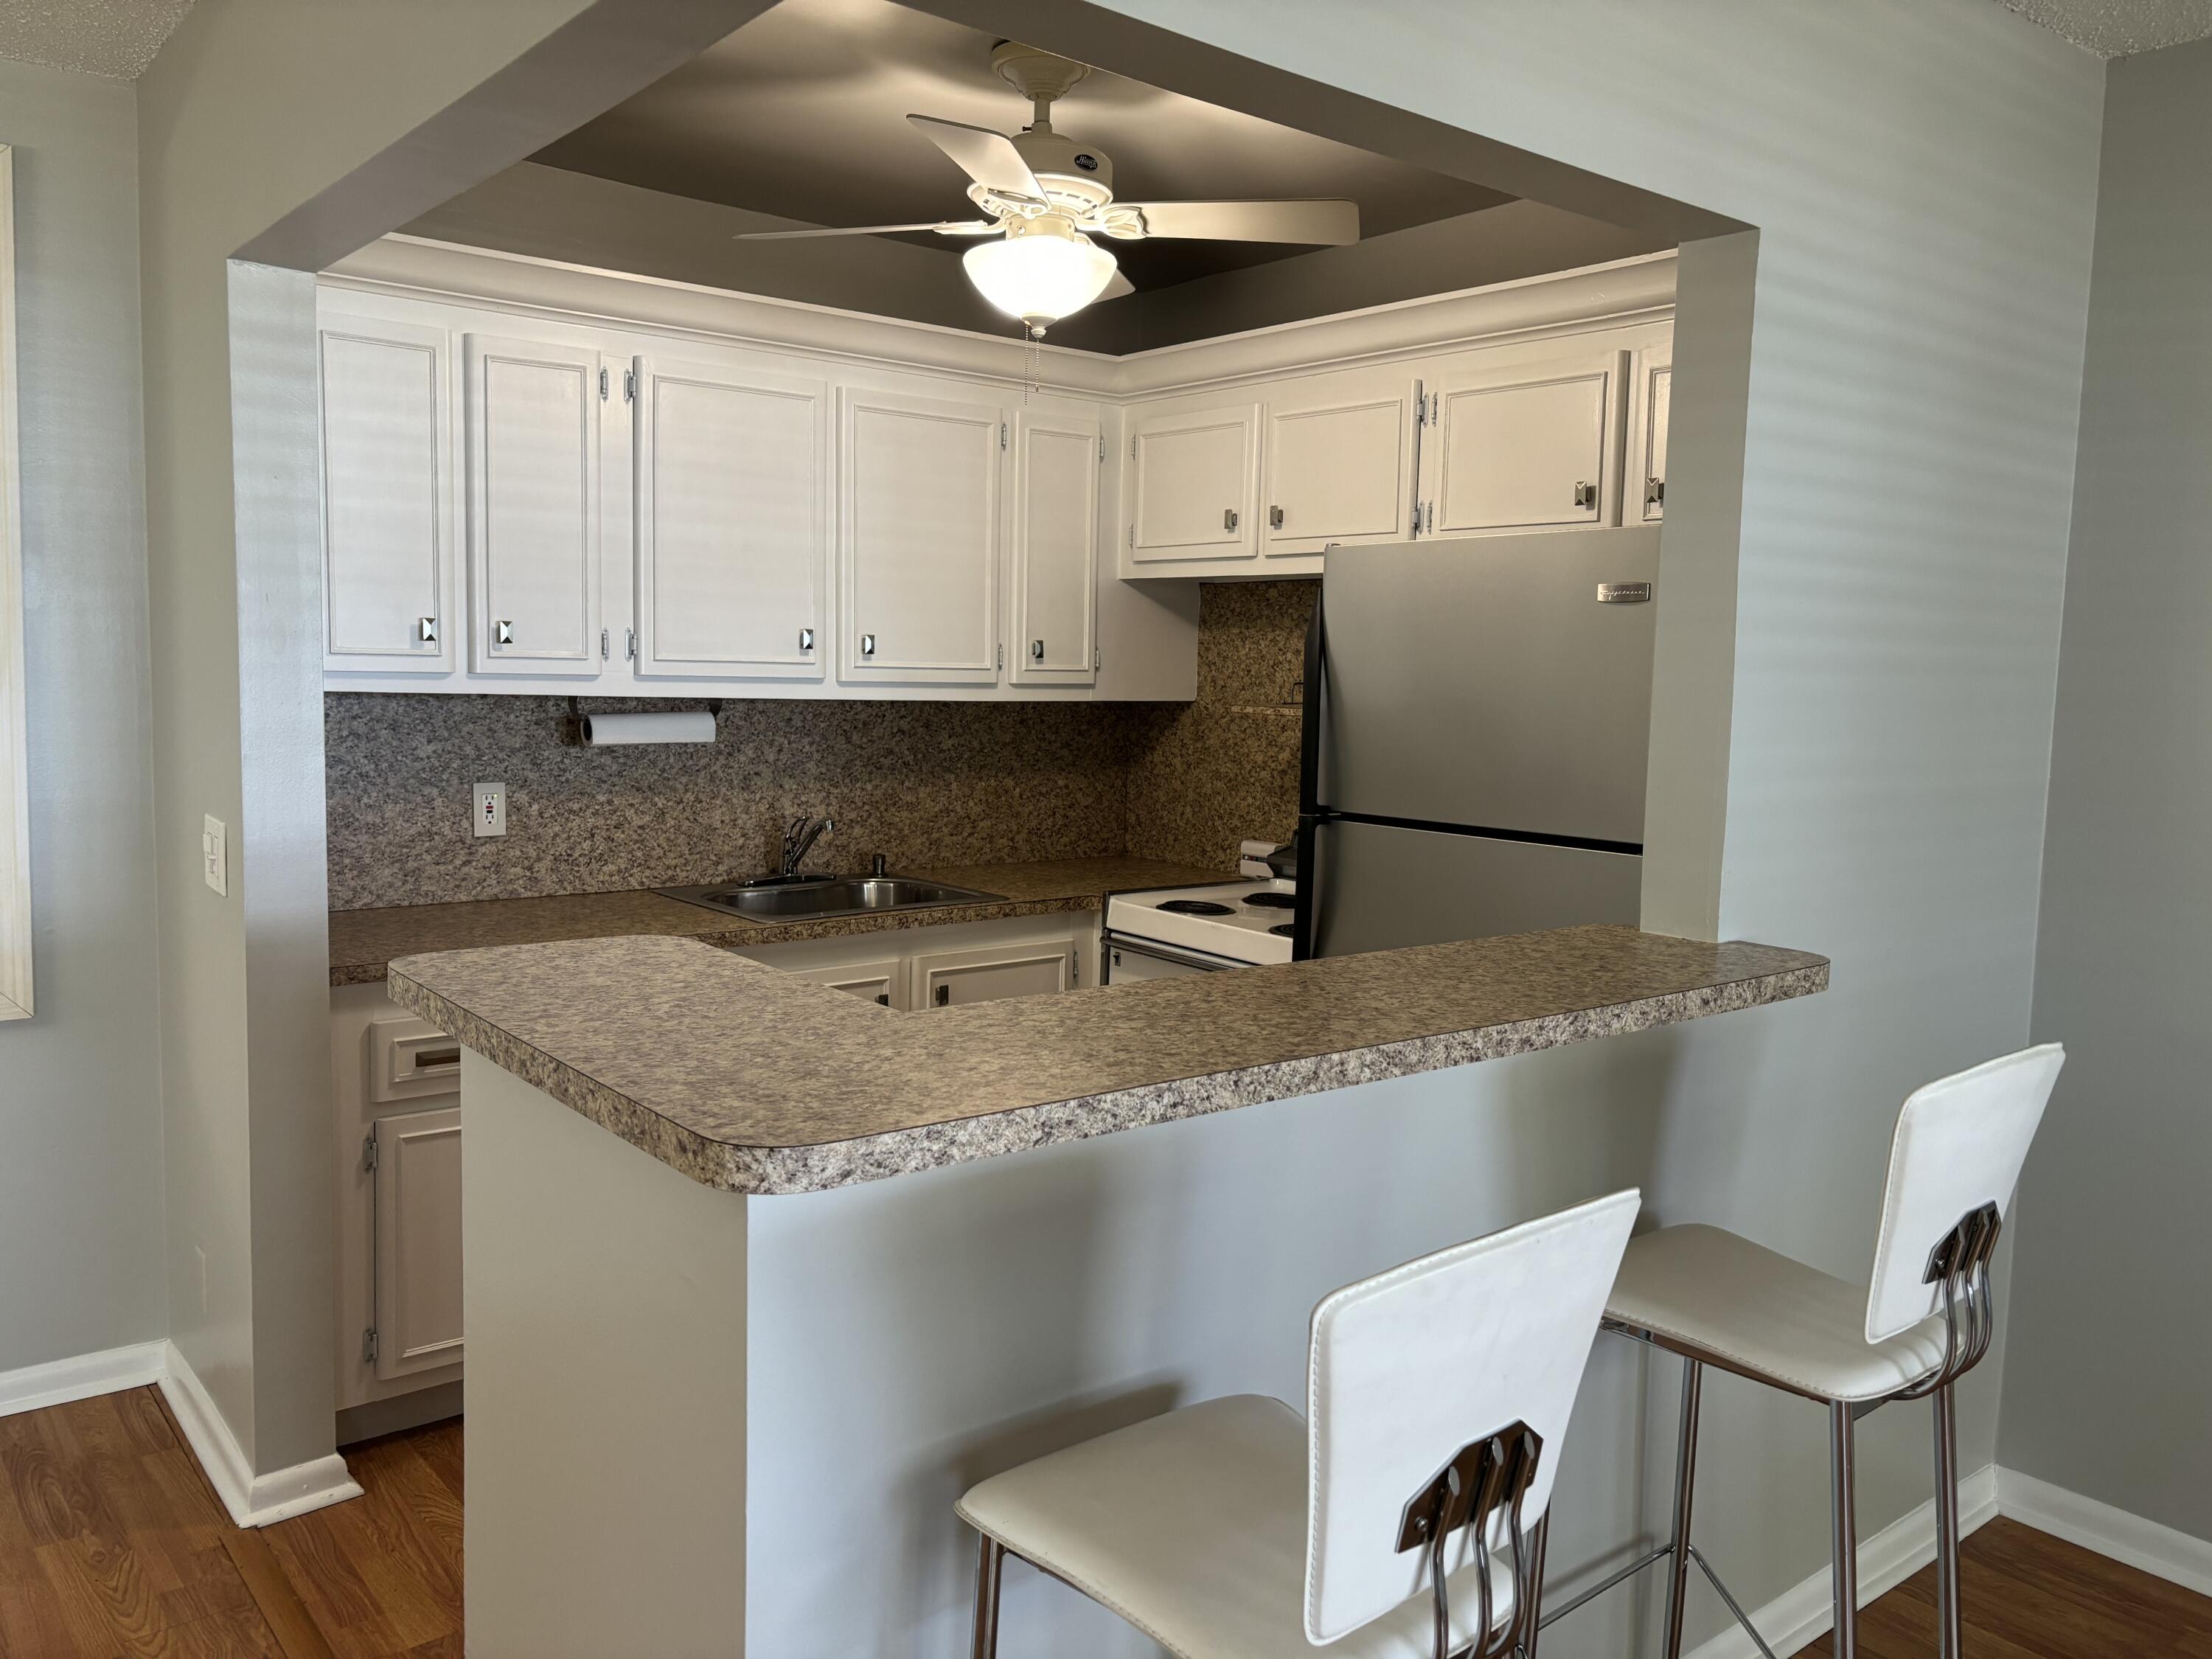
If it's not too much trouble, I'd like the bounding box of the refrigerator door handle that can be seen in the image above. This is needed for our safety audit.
[1293,594,1329,961]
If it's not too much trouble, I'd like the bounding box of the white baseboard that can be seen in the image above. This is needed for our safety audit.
[0,1340,166,1419]
[159,1340,363,1528]
[1683,1464,1999,1659]
[1997,1467,2212,1598]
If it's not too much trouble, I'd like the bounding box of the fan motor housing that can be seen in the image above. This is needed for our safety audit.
[1011,126,1114,213]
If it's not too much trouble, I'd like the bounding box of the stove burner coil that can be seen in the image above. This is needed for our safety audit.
[1156,898,1234,916]
[1270,922,1296,937]
[1242,891,1295,909]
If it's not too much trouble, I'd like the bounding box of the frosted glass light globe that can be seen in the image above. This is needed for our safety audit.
[962,220,1118,331]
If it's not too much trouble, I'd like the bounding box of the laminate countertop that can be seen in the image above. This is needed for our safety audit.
[387,925,1829,1196]
[329,855,1225,987]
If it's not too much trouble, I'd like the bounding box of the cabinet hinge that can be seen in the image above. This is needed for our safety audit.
[1411,501,1425,537]
[624,369,636,403]
[1094,645,1102,671]
[600,627,611,660]
[626,627,636,661]
[999,422,1008,451]
[1127,524,1135,549]
[996,641,1004,669]
[361,1327,379,1364]
[361,1132,379,1173]
[598,367,609,401]
[1130,435,1137,460]
[1098,434,1106,463]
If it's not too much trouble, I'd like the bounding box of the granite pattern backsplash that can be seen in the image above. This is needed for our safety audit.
[326,580,1318,911]
[1124,580,1315,872]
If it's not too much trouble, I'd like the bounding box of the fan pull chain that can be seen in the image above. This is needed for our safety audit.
[1023,326,1040,403]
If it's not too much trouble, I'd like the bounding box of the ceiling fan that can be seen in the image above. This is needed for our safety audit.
[736,41,1360,335]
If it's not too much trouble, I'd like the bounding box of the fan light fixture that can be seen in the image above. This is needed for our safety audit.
[961,217,1118,334]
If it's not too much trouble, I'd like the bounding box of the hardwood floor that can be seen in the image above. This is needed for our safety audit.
[0,1388,459,1658]
[2,1389,2206,1656]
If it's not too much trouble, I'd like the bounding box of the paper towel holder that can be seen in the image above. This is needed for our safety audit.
[564,697,723,745]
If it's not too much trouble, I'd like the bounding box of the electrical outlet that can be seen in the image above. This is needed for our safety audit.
[473,782,507,838]
[195,1244,208,1312]
[201,816,227,896]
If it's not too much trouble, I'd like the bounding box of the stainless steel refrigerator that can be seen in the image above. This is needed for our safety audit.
[1290,527,1660,959]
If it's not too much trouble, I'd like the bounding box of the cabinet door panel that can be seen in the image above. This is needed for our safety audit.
[1632,346,1672,524]
[1011,408,1100,684]
[915,940,1074,1007]
[1430,354,1619,535]
[786,958,905,1009]
[319,318,453,673]
[372,1105,463,1382]
[1129,403,1258,562]
[841,388,1001,683]
[1263,379,1413,556]
[466,334,601,675]
[636,358,826,678]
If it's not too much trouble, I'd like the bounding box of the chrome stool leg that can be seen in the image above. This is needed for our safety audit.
[1933,1382,1963,1659]
[1828,1402,1858,1659]
[1660,1357,1703,1659]
[971,1534,1005,1659]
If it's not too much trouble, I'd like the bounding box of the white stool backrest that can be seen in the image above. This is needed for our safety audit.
[1302,1189,1640,1644]
[1865,1044,2065,1343]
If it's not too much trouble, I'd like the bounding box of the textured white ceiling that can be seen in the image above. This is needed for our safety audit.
[1998,0,2212,55]
[0,0,195,80]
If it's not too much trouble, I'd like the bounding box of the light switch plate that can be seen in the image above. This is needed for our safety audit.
[201,815,228,896]
[473,782,507,838]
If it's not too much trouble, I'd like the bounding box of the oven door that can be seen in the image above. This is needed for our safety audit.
[1103,933,1242,982]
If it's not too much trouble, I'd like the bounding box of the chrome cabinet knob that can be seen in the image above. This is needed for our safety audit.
[1646,476,1666,508]
[1268,504,1284,529]
[417,616,437,644]
[494,619,514,646]
[860,633,875,657]
[1573,481,1597,510]
[799,627,814,652]
[1030,639,1045,661]
[1223,507,1239,532]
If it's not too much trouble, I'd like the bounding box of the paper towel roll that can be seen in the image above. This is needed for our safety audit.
[580,710,717,746]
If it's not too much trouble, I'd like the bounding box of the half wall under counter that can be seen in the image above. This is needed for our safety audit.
[389,925,1826,1194]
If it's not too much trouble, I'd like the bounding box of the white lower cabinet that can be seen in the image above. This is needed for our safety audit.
[914,938,1076,1006]
[333,984,465,1413]
[734,914,1093,1010]
[369,1105,465,1382]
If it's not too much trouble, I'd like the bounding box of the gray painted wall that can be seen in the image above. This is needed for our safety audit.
[2003,36,2212,1547]
[1018,1,2101,1650]
[0,60,165,1374]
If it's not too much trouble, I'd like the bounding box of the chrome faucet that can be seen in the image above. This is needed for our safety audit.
[779,815,835,879]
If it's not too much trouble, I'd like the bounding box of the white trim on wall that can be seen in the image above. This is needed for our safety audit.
[0,147,32,1022]
[0,1340,167,1419]
[160,1340,364,1528]
[1998,1467,2212,1598]
[321,233,1677,409]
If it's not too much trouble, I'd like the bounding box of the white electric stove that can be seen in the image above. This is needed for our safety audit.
[1102,876,1298,979]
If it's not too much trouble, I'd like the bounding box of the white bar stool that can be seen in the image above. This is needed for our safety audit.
[956,1189,1641,1659]
[1582,1045,2063,1659]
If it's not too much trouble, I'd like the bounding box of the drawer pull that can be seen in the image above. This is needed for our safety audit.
[414,1046,462,1071]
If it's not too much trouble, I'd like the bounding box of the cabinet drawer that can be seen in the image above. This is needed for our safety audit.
[368,1016,463,1103]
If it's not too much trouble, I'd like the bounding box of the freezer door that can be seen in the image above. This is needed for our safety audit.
[1314,528,1659,844]
[1307,818,1641,958]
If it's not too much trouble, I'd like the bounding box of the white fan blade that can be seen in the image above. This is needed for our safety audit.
[1100,268,1135,301]
[1124,199,1360,245]
[907,114,1046,201]
[735,220,998,241]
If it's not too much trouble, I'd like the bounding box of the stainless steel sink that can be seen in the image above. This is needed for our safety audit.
[657,874,1005,924]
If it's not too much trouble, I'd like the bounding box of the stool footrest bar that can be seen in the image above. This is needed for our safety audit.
[1689,1545,1781,1659]
[1535,1543,1672,1629]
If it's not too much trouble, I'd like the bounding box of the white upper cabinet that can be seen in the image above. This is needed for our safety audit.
[1009,407,1101,686]
[633,355,827,679]
[319,316,454,674]
[465,333,602,677]
[1630,343,1672,524]
[1425,349,1624,536]
[1127,401,1259,564]
[1260,371,1417,559]
[840,386,1001,684]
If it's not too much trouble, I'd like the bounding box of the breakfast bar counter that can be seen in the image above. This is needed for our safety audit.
[403,924,1826,1658]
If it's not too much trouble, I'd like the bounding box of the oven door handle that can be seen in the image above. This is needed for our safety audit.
[1103,933,1237,973]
